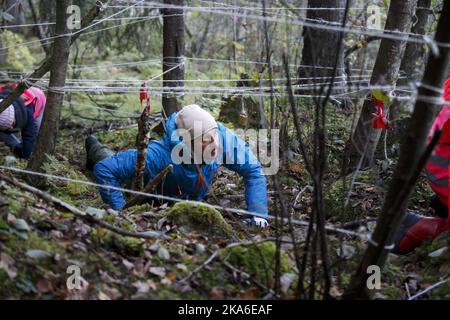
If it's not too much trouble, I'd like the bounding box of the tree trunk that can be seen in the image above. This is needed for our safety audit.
[0,0,108,114]
[393,0,432,117]
[343,0,450,300]
[298,0,347,105]
[0,0,27,64]
[28,0,52,55]
[162,0,185,117]
[344,0,417,173]
[39,0,56,38]
[2,0,26,33]
[195,17,211,57]
[27,0,72,181]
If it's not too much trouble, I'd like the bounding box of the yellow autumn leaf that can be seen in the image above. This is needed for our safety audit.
[372,90,391,104]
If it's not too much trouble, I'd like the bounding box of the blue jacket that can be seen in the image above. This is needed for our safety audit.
[93,113,268,216]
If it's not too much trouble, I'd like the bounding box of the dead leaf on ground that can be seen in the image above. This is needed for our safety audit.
[36,278,53,294]
[149,267,166,278]
[209,287,225,300]
[0,252,17,279]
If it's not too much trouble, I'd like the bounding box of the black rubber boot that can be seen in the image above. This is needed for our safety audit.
[430,195,448,218]
[85,135,115,171]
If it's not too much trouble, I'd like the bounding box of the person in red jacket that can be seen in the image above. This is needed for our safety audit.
[394,77,450,254]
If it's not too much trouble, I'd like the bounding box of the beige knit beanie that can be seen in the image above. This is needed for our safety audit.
[175,104,217,140]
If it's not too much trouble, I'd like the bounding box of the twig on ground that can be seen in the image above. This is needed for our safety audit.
[222,257,280,299]
[0,171,169,241]
[178,239,271,284]
[408,278,449,300]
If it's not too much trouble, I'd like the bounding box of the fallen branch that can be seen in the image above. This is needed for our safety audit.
[0,0,109,114]
[344,36,379,58]
[28,0,51,55]
[338,217,378,230]
[0,171,169,241]
[124,164,173,209]
[222,258,280,299]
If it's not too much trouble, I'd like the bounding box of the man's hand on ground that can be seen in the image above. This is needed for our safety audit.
[244,217,269,228]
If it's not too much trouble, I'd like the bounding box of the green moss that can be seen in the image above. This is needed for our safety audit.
[409,175,434,211]
[382,231,450,299]
[164,202,235,238]
[0,30,34,70]
[5,232,65,257]
[103,214,118,225]
[3,187,34,215]
[41,155,96,206]
[125,203,151,215]
[382,286,404,299]
[98,127,139,151]
[325,170,383,222]
[102,232,144,257]
[73,247,123,277]
[225,242,294,285]
[430,280,450,299]
[152,286,202,300]
[197,264,237,292]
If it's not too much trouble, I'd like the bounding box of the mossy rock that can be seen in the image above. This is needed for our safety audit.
[103,232,144,256]
[164,202,235,238]
[224,242,294,285]
[125,203,152,215]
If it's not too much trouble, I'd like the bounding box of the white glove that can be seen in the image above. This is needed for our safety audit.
[250,217,269,228]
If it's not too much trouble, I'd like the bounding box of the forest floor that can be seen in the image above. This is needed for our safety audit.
[1,110,450,300]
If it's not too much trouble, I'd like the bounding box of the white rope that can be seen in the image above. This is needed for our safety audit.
[114,1,450,48]
[0,15,168,29]
[0,22,55,29]
[110,3,363,24]
[41,75,371,83]
[408,279,449,300]
[150,61,185,81]
[112,2,366,11]
[39,82,412,93]
[368,236,395,251]
[70,59,161,70]
[0,1,148,52]
[417,81,444,94]
[1,76,374,85]
[0,14,156,55]
[0,165,370,239]
[64,103,141,117]
[0,57,368,73]
[180,56,366,71]
[28,80,372,98]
